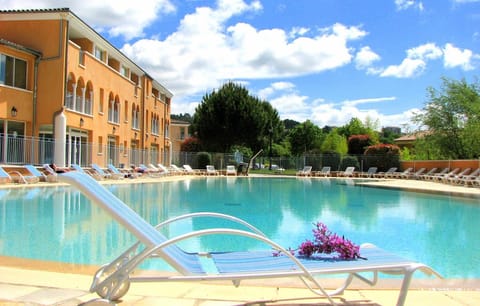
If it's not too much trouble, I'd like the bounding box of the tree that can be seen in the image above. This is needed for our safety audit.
[348,134,374,154]
[380,129,401,144]
[171,113,193,123]
[412,77,480,159]
[283,119,300,130]
[321,129,348,155]
[288,120,323,156]
[339,117,380,143]
[180,136,201,152]
[191,82,282,152]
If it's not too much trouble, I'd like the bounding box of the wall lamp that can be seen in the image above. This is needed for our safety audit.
[79,118,84,127]
[113,126,116,134]
[11,107,18,117]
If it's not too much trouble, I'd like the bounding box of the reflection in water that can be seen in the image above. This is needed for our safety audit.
[0,178,479,278]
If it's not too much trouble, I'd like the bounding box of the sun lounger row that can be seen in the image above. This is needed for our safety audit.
[294,165,480,186]
[0,163,241,184]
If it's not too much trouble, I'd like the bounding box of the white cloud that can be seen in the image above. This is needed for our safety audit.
[289,27,310,38]
[122,0,366,97]
[380,58,426,78]
[395,0,424,11]
[0,0,176,41]
[355,46,381,70]
[443,43,476,70]
[171,99,200,116]
[257,81,296,99]
[310,101,417,129]
[343,97,397,107]
[407,43,443,60]
[371,42,477,78]
[270,94,312,122]
[377,43,443,78]
[256,82,410,129]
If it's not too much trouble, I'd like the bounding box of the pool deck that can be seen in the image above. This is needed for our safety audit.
[1,175,480,305]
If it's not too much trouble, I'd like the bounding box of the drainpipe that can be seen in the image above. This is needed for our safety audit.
[164,100,167,165]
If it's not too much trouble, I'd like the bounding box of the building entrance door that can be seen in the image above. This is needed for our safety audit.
[66,130,88,166]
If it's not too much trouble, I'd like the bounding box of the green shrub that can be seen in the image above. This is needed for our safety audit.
[321,153,341,171]
[339,155,360,171]
[196,152,211,169]
[364,144,400,171]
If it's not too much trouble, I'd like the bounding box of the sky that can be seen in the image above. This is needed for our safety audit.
[3,0,479,131]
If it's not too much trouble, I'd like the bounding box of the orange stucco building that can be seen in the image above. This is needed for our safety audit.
[0,8,173,168]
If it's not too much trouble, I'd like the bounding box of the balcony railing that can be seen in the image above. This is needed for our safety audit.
[65,93,92,115]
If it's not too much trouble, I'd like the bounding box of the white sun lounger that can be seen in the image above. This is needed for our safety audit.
[225,165,237,176]
[315,166,331,177]
[58,172,441,306]
[0,166,39,184]
[296,166,312,177]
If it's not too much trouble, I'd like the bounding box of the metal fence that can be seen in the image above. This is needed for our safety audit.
[1,133,400,172]
[171,151,400,172]
[0,134,159,168]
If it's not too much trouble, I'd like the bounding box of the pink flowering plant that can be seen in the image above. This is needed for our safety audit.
[275,222,366,260]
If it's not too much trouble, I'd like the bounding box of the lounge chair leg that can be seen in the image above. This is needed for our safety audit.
[331,273,355,295]
[396,269,414,306]
[94,274,130,301]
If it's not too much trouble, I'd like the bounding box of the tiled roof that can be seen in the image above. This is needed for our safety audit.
[394,131,430,142]
[171,120,191,125]
[0,8,69,13]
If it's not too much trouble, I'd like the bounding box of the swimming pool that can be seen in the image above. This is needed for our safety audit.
[0,177,478,279]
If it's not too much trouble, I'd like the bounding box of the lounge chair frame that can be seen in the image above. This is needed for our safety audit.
[58,172,441,306]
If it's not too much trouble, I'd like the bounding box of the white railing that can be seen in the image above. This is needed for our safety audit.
[0,134,150,168]
[65,93,93,115]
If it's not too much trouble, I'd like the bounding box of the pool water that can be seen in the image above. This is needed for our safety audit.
[0,177,478,279]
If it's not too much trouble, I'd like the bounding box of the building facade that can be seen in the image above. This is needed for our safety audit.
[170,120,190,153]
[0,8,173,168]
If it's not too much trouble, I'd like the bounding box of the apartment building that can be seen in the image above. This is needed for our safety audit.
[0,8,173,168]
[170,120,190,153]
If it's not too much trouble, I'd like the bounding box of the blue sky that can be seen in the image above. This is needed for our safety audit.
[3,0,479,130]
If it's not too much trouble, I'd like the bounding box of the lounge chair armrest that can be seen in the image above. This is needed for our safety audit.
[154,212,268,237]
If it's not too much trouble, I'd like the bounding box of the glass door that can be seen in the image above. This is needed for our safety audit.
[66,129,88,166]
[107,136,118,166]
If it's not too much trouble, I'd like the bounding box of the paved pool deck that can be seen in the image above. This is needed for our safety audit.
[1,175,479,305]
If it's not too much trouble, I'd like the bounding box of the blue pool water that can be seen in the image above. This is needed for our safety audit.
[0,177,478,279]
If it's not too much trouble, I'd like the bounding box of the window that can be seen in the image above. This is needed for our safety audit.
[94,46,104,61]
[151,115,159,135]
[132,105,140,129]
[79,50,85,66]
[0,54,27,89]
[120,65,129,78]
[108,99,114,122]
[108,98,120,124]
[114,101,120,123]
